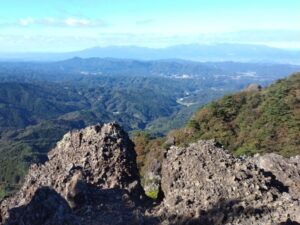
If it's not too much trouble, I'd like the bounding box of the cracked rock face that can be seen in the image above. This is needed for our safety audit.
[0,123,146,225]
[155,140,300,225]
[0,124,300,225]
[251,153,300,199]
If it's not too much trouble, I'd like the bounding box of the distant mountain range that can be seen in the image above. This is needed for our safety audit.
[1,43,300,64]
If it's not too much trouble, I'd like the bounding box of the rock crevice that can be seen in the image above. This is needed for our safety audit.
[1,124,300,225]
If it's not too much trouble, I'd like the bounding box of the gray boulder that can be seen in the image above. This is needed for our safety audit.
[154,140,300,225]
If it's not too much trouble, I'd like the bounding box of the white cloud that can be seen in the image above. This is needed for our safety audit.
[15,17,106,28]
[65,17,90,26]
[18,17,35,26]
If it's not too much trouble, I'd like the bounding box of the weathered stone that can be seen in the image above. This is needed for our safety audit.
[154,140,300,225]
[251,153,300,199]
[1,125,300,225]
[0,123,146,225]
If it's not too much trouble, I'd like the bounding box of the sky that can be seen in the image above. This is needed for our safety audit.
[0,0,299,52]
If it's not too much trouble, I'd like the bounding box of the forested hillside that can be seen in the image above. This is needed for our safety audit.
[132,73,300,200]
[0,59,299,199]
[167,72,300,156]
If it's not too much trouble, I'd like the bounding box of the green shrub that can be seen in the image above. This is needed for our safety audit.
[145,189,159,199]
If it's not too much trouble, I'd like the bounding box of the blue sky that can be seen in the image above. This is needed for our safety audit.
[0,0,299,52]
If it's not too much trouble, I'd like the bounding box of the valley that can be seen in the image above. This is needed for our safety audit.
[1,0,300,223]
[0,58,299,200]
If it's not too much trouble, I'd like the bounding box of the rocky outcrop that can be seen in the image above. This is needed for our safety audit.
[251,153,300,199]
[243,83,262,92]
[0,123,146,225]
[154,140,300,225]
[1,124,300,225]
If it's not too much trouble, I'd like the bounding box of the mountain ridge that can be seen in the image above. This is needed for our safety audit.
[135,72,300,200]
[1,43,299,64]
[166,72,300,156]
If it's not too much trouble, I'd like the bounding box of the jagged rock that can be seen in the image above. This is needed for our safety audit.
[65,171,87,208]
[3,187,76,225]
[0,123,146,225]
[251,153,300,199]
[154,140,300,225]
[1,124,300,225]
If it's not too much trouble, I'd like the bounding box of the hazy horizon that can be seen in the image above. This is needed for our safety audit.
[0,0,299,52]
[1,42,300,54]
